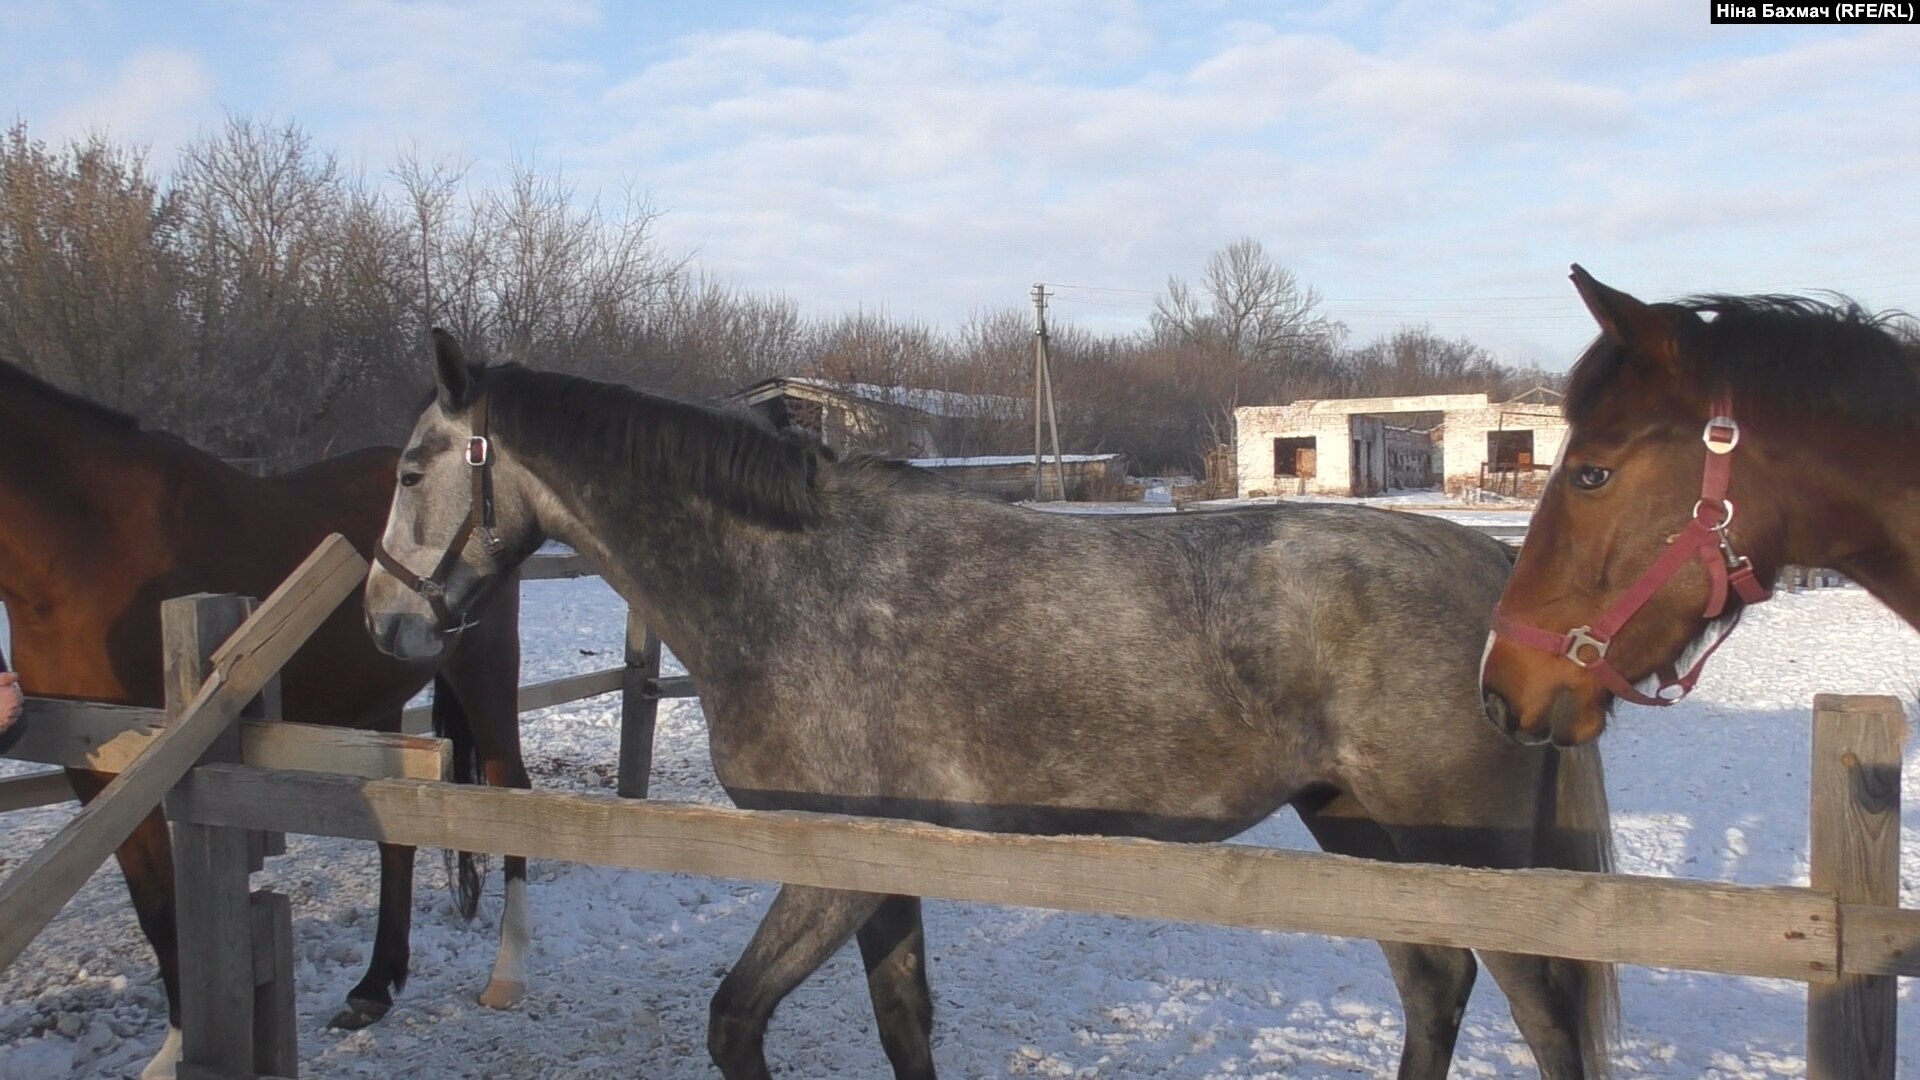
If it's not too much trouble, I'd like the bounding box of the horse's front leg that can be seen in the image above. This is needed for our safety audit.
[330,841,416,1028]
[66,769,186,1079]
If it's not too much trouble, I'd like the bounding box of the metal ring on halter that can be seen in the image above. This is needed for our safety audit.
[1702,416,1740,454]
[1563,626,1608,667]
[466,435,491,467]
[1692,498,1734,530]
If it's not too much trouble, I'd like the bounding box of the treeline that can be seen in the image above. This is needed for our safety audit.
[0,119,1557,472]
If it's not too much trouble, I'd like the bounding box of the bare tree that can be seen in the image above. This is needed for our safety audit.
[0,125,188,413]
[1151,238,1344,375]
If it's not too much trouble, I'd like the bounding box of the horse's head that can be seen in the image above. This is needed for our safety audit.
[1480,267,1775,746]
[365,330,543,660]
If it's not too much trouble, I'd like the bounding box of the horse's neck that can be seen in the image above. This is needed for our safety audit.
[1757,418,1920,626]
[533,470,801,681]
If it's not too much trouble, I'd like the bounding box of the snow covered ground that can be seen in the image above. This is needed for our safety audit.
[2,539,1917,1078]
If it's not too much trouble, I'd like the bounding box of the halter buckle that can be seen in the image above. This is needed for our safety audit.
[466,436,491,467]
[1702,416,1740,454]
[1563,626,1609,667]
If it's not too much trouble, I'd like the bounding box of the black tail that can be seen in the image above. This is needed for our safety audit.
[433,675,489,921]
[1542,742,1620,1078]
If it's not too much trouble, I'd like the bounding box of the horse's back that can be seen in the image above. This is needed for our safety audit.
[704,497,1515,837]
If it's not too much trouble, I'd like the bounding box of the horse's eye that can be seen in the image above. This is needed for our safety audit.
[1571,465,1612,491]
[400,472,424,488]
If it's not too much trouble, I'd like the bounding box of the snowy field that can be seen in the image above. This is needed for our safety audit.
[2,528,1917,1078]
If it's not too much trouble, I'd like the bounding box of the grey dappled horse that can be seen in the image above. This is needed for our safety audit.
[365,331,1618,1080]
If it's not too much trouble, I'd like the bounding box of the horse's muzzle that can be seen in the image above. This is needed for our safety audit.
[364,609,446,661]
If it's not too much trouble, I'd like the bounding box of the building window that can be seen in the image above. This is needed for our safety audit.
[1273,437,1317,478]
[1487,430,1535,471]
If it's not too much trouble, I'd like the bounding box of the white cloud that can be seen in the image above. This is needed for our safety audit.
[9,3,1917,368]
[43,48,217,163]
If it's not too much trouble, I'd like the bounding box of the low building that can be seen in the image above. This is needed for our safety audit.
[1438,390,1565,498]
[727,376,1024,459]
[1233,390,1566,499]
[909,453,1127,501]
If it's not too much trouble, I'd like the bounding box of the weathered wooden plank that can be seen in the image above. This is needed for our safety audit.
[618,614,661,798]
[7,699,164,765]
[250,890,298,1078]
[521,552,594,580]
[400,666,628,732]
[168,595,258,1077]
[522,666,624,713]
[177,1063,291,1080]
[0,536,366,976]
[1840,904,1920,978]
[1807,694,1904,1080]
[173,764,1841,983]
[646,675,697,700]
[0,770,74,813]
[10,701,447,782]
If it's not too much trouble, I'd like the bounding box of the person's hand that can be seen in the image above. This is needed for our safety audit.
[0,672,22,735]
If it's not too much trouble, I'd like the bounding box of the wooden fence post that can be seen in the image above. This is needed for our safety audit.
[167,594,258,1076]
[1806,693,1905,1080]
[167,593,297,1078]
[618,610,661,798]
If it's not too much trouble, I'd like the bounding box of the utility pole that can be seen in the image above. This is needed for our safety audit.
[1031,283,1067,501]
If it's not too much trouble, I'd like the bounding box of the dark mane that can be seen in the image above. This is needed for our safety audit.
[482,365,833,529]
[0,357,141,431]
[1564,292,1920,427]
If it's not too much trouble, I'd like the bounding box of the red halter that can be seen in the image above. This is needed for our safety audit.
[1490,393,1772,706]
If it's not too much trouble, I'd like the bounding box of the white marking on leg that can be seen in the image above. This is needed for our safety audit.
[478,876,531,1009]
[139,1025,183,1080]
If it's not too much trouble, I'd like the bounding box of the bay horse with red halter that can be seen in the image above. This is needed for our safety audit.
[1481,266,1920,747]
[0,358,532,1078]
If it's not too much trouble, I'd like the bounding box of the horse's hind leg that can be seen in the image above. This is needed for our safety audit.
[710,885,886,1080]
[857,895,936,1080]
[332,841,416,1029]
[1297,793,1475,1080]
[1475,952,1588,1079]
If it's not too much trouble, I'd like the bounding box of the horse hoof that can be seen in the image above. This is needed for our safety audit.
[328,997,391,1030]
[138,1026,183,1080]
[478,978,526,1010]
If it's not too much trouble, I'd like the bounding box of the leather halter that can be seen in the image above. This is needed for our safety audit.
[1490,392,1772,706]
[374,390,508,631]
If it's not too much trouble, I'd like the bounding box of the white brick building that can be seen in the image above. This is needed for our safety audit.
[1233,391,1566,498]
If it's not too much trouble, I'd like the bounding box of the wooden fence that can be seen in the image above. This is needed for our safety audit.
[152,694,1914,1080]
[2,531,1904,1080]
[1,549,689,813]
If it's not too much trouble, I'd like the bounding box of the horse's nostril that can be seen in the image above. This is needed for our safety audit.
[1483,689,1512,730]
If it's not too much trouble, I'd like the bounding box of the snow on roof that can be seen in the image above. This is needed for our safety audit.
[778,377,1023,419]
[909,453,1121,468]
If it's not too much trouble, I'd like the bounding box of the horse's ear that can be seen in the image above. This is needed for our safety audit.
[1569,265,1681,372]
[431,328,475,410]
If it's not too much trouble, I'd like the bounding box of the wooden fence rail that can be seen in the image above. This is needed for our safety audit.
[170,762,1851,983]
[155,694,1914,1080]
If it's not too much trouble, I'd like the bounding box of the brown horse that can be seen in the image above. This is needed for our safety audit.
[0,358,531,1078]
[1481,266,1920,746]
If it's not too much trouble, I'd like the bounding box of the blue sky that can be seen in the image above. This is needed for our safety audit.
[5,1,1917,368]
